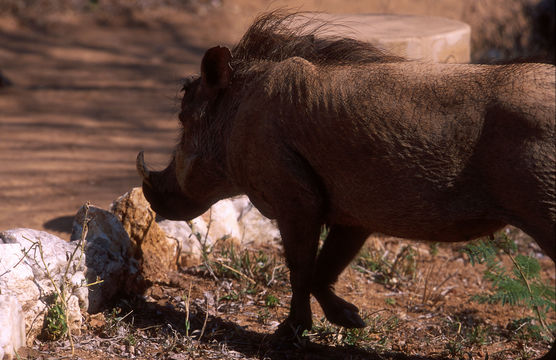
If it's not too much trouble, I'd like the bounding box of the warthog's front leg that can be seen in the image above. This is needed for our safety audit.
[275,215,322,336]
[312,225,369,328]
[259,152,326,337]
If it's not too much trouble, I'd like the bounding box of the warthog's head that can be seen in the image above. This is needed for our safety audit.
[137,46,235,220]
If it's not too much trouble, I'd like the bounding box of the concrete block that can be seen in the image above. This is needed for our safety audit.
[298,13,470,63]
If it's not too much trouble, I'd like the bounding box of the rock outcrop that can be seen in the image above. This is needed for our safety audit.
[110,188,182,282]
[0,189,281,357]
[0,295,25,360]
[71,204,139,311]
[0,229,87,345]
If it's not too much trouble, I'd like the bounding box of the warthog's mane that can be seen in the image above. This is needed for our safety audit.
[231,10,405,69]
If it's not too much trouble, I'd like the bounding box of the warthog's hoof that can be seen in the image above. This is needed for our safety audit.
[324,304,366,328]
[334,307,366,328]
[316,291,367,328]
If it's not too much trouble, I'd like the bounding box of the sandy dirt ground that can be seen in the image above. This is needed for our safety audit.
[0,8,216,238]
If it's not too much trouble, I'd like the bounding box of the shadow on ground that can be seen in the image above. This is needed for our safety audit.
[123,294,448,360]
[43,215,75,234]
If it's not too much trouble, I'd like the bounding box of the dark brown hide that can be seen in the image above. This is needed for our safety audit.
[138,11,556,340]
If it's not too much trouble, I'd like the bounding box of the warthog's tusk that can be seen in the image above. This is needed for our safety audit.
[136,151,153,187]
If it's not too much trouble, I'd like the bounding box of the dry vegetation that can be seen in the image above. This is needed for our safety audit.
[16,228,555,360]
[1,1,554,359]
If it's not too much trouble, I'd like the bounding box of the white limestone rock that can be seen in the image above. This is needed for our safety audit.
[231,196,281,248]
[71,204,139,310]
[111,188,281,270]
[0,229,87,345]
[0,295,25,360]
[206,199,242,243]
[157,217,211,267]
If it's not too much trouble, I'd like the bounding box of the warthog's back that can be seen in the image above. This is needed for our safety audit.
[245,60,555,241]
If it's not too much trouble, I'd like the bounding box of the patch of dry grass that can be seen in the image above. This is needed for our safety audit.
[14,227,555,360]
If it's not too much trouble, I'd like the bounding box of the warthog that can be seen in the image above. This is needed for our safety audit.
[137,12,555,339]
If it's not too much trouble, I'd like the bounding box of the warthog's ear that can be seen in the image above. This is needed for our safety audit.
[200,45,232,97]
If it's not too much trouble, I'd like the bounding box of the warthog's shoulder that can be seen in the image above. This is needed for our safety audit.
[260,57,319,100]
[266,57,317,79]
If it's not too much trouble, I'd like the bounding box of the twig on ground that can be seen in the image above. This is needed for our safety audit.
[216,262,256,285]
[198,296,210,342]
[185,283,192,337]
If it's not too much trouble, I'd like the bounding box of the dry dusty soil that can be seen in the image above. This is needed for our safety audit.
[0,1,554,359]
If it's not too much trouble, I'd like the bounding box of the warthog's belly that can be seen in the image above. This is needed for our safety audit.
[327,204,506,243]
[422,219,506,242]
[376,219,506,243]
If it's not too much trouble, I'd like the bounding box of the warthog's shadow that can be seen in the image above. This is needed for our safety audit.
[124,294,448,360]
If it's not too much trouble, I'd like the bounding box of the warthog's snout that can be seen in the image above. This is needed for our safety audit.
[136,151,207,221]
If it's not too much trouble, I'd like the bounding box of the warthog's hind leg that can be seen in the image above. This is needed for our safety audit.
[312,225,370,328]
[514,217,556,263]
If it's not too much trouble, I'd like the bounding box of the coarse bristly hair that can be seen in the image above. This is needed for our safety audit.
[230,10,406,69]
